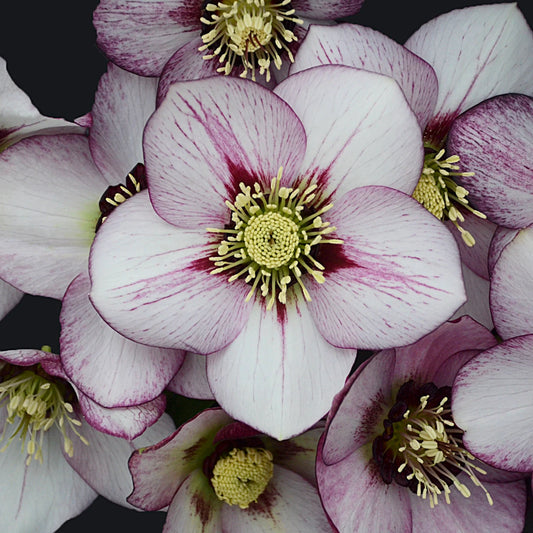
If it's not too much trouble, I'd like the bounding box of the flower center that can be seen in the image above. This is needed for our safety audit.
[95,162,147,231]
[210,446,274,508]
[0,358,88,465]
[207,167,342,309]
[412,146,486,247]
[372,380,493,509]
[199,0,303,82]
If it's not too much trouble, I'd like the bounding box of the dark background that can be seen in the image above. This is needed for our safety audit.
[0,0,532,531]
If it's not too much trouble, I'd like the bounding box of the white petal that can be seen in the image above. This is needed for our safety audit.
[144,76,306,229]
[167,352,214,400]
[60,272,184,407]
[309,186,465,349]
[89,192,252,352]
[453,335,533,472]
[89,63,158,181]
[207,292,356,440]
[406,4,533,146]
[0,413,96,533]
[292,24,438,129]
[275,65,423,196]
[0,134,107,298]
[490,226,533,339]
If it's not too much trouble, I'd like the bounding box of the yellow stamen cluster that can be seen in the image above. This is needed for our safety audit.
[207,167,342,309]
[394,394,492,508]
[211,446,274,508]
[199,0,303,82]
[412,148,486,246]
[0,367,88,465]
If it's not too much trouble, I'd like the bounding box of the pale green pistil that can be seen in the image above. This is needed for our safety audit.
[0,367,88,464]
[207,167,342,309]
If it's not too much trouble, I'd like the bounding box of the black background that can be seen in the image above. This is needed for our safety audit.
[0,1,532,531]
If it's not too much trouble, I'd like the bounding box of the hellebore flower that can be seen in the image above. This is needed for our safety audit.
[127,407,331,532]
[0,64,187,425]
[0,346,174,533]
[0,56,83,319]
[288,3,533,327]
[89,66,465,439]
[316,317,527,532]
[93,0,365,82]
[447,93,533,230]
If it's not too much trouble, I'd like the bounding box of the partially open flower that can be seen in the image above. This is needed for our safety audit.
[316,317,527,532]
[127,407,330,531]
[0,347,175,533]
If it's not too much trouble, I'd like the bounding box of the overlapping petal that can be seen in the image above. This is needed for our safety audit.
[144,76,307,229]
[89,192,252,352]
[0,280,23,321]
[275,66,423,197]
[207,292,356,440]
[93,0,201,76]
[292,0,364,19]
[0,134,107,298]
[308,186,465,349]
[291,24,438,129]
[60,272,185,407]
[453,335,533,473]
[89,63,158,182]
[167,353,214,400]
[405,3,533,146]
[490,226,533,339]
[447,94,533,229]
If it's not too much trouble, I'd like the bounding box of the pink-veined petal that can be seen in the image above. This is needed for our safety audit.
[89,192,252,352]
[405,4,533,147]
[316,438,412,533]
[488,226,519,277]
[309,186,465,349]
[0,134,107,298]
[0,280,23,321]
[447,94,533,229]
[207,292,356,440]
[291,24,438,129]
[163,469,222,533]
[93,0,201,76]
[0,57,83,150]
[64,412,175,508]
[0,414,97,533]
[167,352,214,400]
[128,409,232,511]
[60,271,185,407]
[219,465,330,532]
[144,76,307,229]
[322,351,395,466]
[453,335,533,472]
[292,0,364,19]
[89,63,158,182]
[76,389,166,440]
[275,66,423,197]
[490,226,533,339]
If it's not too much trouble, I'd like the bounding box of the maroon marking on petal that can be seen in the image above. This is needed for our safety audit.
[0,126,19,140]
[246,483,279,519]
[191,490,214,528]
[353,390,386,444]
[275,299,288,326]
[424,113,455,148]
[168,3,203,28]
[224,158,265,201]
[271,439,311,460]
[316,243,357,274]
[213,421,262,443]
[189,255,216,273]
[183,436,208,462]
